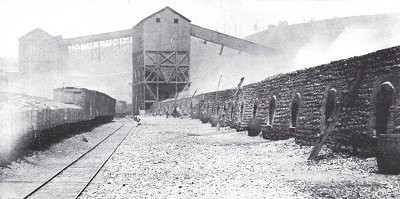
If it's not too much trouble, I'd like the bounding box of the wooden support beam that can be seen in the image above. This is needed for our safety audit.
[215,75,222,101]
[64,29,133,45]
[191,90,197,99]
[97,41,101,60]
[190,24,277,55]
[232,77,245,99]
[308,102,341,160]
[156,83,159,101]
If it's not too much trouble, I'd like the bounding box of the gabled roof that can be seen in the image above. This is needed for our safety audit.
[19,28,54,40]
[136,6,191,26]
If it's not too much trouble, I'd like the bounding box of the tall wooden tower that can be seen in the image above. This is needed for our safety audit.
[131,7,191,115]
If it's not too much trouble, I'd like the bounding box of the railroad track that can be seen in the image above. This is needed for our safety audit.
[21,120,135,199]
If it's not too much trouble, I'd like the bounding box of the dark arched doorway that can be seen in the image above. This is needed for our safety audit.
[240,102,244,121]
[269,95,276,125]
[230,105,234,120]
[375,82,395,136]
[224,103,227,115]
[291,93,301,127]
[253,101,258,118]
[325,88,338,124]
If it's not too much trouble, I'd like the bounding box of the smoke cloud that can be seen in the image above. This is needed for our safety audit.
[188,14,400,95]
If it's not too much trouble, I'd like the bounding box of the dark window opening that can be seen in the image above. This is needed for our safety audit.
[174,18,178,23]
[156,18,160,23]
[291,93,301,127]
[375,82,395,136]
[325,88,337,124]
[240,103,244,121]
[217,105,220,114]
[269,96,276,125]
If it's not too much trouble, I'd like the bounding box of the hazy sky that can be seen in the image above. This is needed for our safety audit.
[0,0,399,58]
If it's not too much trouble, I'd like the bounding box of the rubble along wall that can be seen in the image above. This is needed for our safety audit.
[150,46,400,155]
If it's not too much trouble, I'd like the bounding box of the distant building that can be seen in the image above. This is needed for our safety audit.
[18,28,67,74]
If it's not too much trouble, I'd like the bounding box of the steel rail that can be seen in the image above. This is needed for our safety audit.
[23,124,125,199]
[74,125,135,198]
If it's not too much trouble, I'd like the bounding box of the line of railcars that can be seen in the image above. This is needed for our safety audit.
[53,87,116,122]
[116,100,131,117]
[0,87,116,157]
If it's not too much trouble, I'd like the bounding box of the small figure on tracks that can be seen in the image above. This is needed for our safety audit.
[172,107,181,118]
[133,115,141,125]
[166,109,170,118]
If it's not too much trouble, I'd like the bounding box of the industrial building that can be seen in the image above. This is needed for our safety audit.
[18,7,276,115]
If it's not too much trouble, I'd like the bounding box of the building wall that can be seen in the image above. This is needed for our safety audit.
[132,23,144,114]
[19,31,67,74]
[150,46,400,155]
[142,10,191,51]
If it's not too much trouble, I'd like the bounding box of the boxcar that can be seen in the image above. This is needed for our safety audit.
[116,101,129,117]
[54,87,116,122]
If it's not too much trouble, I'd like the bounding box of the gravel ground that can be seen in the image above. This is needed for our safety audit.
[0,120,125,198]
[80,116,400,199]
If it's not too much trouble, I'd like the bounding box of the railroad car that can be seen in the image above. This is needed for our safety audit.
[116,100,129,117]
[53,87,116,122]
[0,88,116,160]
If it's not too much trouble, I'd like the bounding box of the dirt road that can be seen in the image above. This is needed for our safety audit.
[80,117,400,198]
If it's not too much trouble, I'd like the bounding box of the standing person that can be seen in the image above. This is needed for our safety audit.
[165,107,170,118]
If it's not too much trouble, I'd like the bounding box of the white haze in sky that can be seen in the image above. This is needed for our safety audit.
[0,0,400,101]
[295,21,400,68]
[0,0,400,59]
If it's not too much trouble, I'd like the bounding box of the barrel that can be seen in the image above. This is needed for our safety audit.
[201,114,210,123]
[248,118,261,136]
[210,115,219,127]
[220,118,227,127]
[376,134,400,174]
[198,113,205,121]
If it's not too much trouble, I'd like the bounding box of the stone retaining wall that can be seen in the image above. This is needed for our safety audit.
[150,46,400,156]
